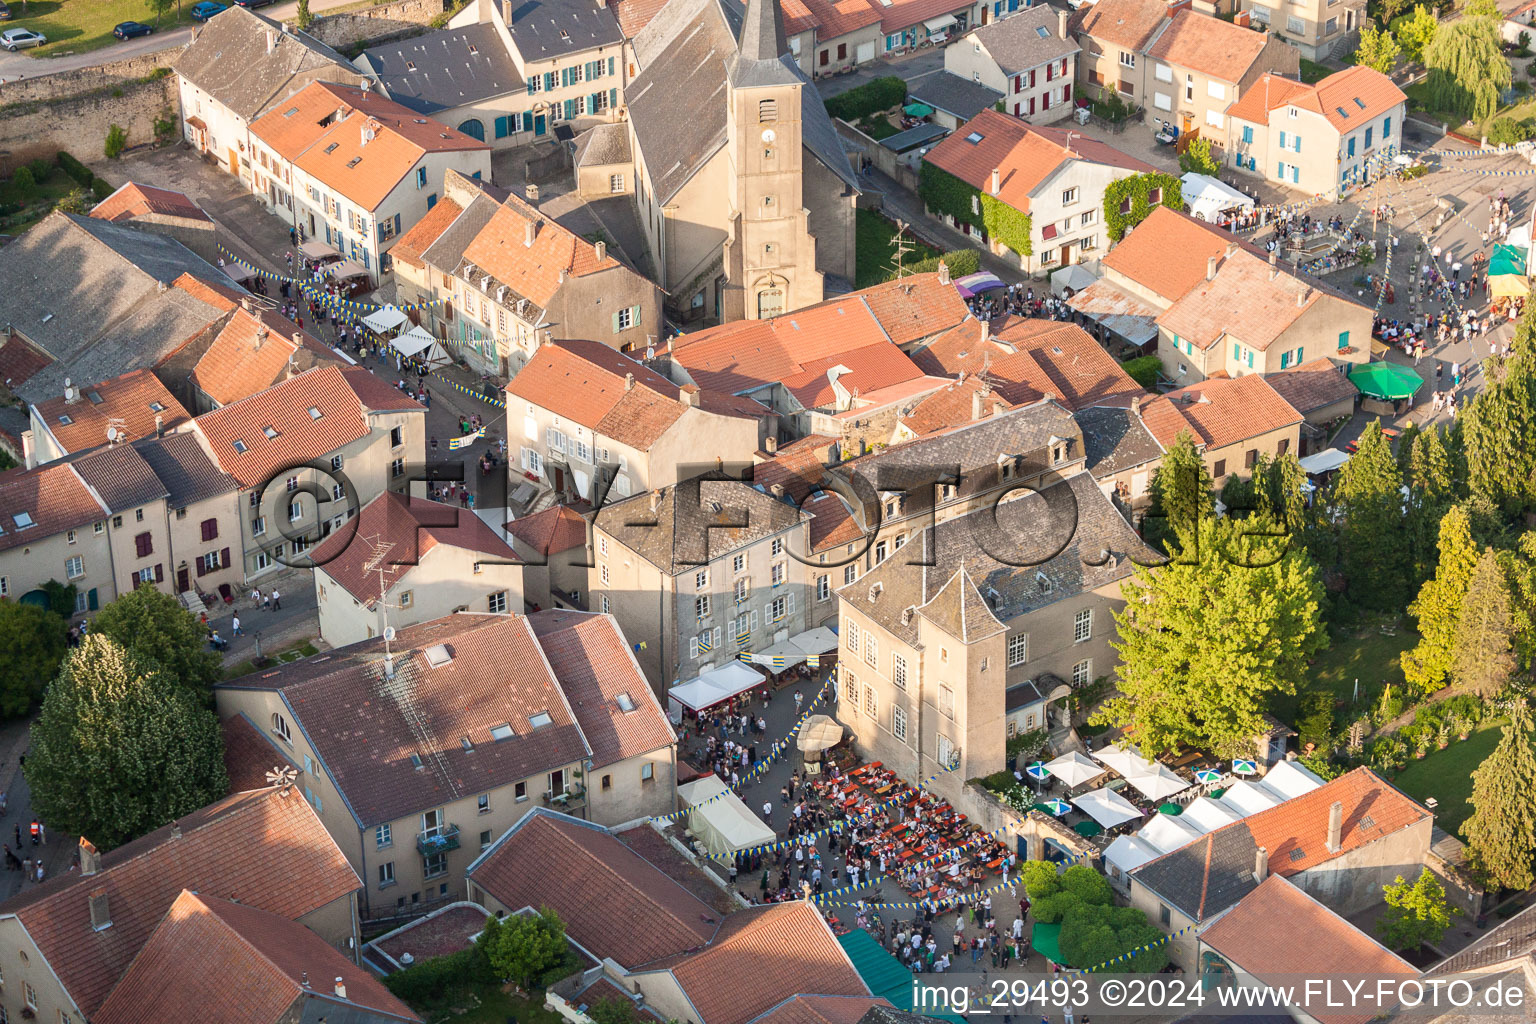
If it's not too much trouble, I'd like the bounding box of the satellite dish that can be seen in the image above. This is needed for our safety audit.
[63,385,76,402]
[384,626,397,642]
[105,427,119,443]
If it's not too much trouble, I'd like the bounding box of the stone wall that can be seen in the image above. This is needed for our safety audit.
[0,75,175,175]
[0,50,177,105]
[298,0,450,49]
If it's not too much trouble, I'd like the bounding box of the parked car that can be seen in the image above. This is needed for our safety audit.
[189,2,227,20]
[232,0,276,6]
[0,3,12,21]
[0,27,45,50]
[113,21,154,39]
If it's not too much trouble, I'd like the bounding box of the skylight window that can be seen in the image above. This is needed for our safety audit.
[58,415,72,426]
[1035,25,1049,36]
[283,107,299,117]
[490,723,515,741]
[262,426,279,439]
[1335,106,1348,118]
[528,711,553,729]
[325,142,339,154]
[616,692,636,712]
[461,735,474,751]
[233,440,248,453]
[406,60,417,70]
[424,643,452,668]
[87,391,103,405]
[12,512,33,529]
[1353,97,1366,109]
[965,131,984,144]
[347,157,362,168]
[309,407,323,420]
[409,752,424,769]
[149,401,165,412]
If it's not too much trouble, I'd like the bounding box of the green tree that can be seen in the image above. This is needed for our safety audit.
[149,0,175,26]
[41,579,78,619]
[1398,5,1440,63]
[1451,548,1516,697]
[1501,531,1536,668]
[484,907,566,988]
[10,166,36,200]
[1059,902,1169,973]
[1377,868,1453,951]
[1178,136,1220,176]
[1423,3,1513,122]
[1355,25,1403,72]
[1404,504,1479,692]
[24,635,227,851]
[1296,688,1335,752]
[1144,430,1213,553]
[1462,317,1536,516]
[1333,421,1409,608]
[1405,424,1461,583]
[104,124,128,160]
[91,586,223,704]
[589,999,640,1024]
[0,602,69,718]
[1464,702,1536,890]
[296,0,314,30]
[55,188,92,214]
[1099,515,1328,757]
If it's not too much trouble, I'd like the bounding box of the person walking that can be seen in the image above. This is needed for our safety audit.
[271,588,281,611]
[232,614,243,637]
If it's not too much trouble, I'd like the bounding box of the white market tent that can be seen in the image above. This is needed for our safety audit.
[1180,173,1255,222]
[362,304,409,335]
[1104,835,1162,877]
[1073,787,1143,829]
[678,776,775,862]
[1122,763,1191,801]
[1050,263,1098,298]
[1298,449,1352,475]
[755,627,839,669]
[1137,812,1204,854]
[1044,751,1106,788]
[1090,744,1146,778]
[668,662,765,721]
[391,325,452,367]
[1260,759,1326,799]
[1180,796,1244,833]
[797,714,843,754]
[1220,779,1287,817]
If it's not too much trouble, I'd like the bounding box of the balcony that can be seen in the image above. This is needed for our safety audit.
[542,788,587,812]
[416,824,460,855]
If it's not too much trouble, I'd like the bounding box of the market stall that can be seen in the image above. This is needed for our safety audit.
[299,239,341,263]
[362,304,410,336]
[1049,263,1097,298]
[677,775,775,862]
[667,662,766,723]
[390,324,452,368]
[1179,172,1254,225]
[1349,362,1423,415]
[1072,787,1143,829]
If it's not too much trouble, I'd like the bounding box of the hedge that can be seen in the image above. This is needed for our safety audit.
[1102,171,1183,242]
[56,152,93,188]
[918,162,983,230]
[91,177,114,201]
[382,943,498,1007]
[980,193,1031,256]
[1121,355,1163,387]
[889,248,981,281]
[826,77,907,123]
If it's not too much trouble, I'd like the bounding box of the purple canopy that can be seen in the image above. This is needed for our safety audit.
[954,271,1005,298]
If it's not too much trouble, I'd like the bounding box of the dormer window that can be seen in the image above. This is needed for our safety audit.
[1050,439,1068,464]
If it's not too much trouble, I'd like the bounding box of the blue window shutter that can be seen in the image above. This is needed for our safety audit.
[610,87,617,109]
[427,193,437,209]
[1233,342,1240,361]
[527,79,537,95]
[1279,131,1286,148]
[1292,166,1299,184]
[88,588,99,611]
[1294,135,1300,153]
[608,56,616,75]
[1247,350,1253,368]
[612,310,621,333]
[1384,116,1391,138]
[1338,331,1349,350]
[1366,127,1373,148]
[1281,352,1289,369]
[565,98,576,120]
[394,213,401,235]
[1241,125,1252,144]
[544,72,554,91]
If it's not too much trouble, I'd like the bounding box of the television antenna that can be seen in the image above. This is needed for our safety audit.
[888,219,918,280]
[265,766,298,792]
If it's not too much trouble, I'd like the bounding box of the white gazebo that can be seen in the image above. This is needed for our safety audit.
[1180,796,1244,833]
[1104,835,1162,880]
[666,662,766,722]
[1072,787,1143,829]
[362,304,409,335]
[1135,811,1204,853]
[390,324,452,367]
[1179,172,1254,223]
[678,776,775,862]
[1121,763,1191,802]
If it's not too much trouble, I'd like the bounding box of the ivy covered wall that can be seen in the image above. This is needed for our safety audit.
[980,194,1031,257]
[1102,172,1184,242]
[918,162,984,232]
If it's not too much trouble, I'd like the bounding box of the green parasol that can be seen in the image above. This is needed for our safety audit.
[903,102,935,117]
[1349,361,1424,400]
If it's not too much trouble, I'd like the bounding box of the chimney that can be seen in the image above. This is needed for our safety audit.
[241,295,254,312]
[170,822,182,840]
[558,267,569,285]
[64,376,77,405]
[79,838,102,876]
[1206,255,1217,281]
[972,388,985,421]
[154,414,164,438]
[88,889,110,931]
[255,325,268,349]
[765,435,778,454]
[1058,8,1069,38]
[990,167,1000,195]
[979,318,990,344]
[292,331,304,348]
[540,329,553,346]
[265,29,276,53]
[334,978,348,1000]
[524,220,537,247]
[301,972,310,989]
[649,489,663,513]
[1326,800,1343,853]
[1297,287,1307,308]
[20,429,34,470]
[680,384,700,408]
[1130,394,1141,417]
[1254,846,1269,883]
[625,372,636,392]
[595,240,607,262]
[937,259,950,286]
[770,482,785,498]
[525,183,540,202]
[1269,249,1279,280]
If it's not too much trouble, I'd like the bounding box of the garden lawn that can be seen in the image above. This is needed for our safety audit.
[855,208,937,289]
[1272,620,1418,724]
[0,163,93,235]
[2,0,198,57]
[857,116,899,141]
[433,990,567,1024]
[1299,59,1332,84]
[1392,717,1505,840]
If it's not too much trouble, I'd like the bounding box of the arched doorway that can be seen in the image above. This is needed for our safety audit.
[457,118,486,142]
[18,590,49,610]
[757,287,784,319]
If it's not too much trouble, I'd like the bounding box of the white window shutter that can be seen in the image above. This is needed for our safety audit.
[690,638,700,659]
[713,627,721,647]
[750,610,758,630]
[787,592,795,615]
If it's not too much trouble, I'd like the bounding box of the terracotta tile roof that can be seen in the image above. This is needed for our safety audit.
[804,491,865,553]
[900,377,1014,436]
[338,365,427,411]
[782,343,928,410]
[926,110,1153,212]
[850,272,970,347]
[1156,246,1332,352]
[505,505,589,556]
[1245,766,1430,875]
[389,196,463,269]
[221,712,298,795]
[461,194,623,308]
[311,492,520,606]
[89,182,212,225]
[193,366,372,488]
[1224,71,1313,126]
[1289,65,1407,133]
[667,902,869,1024]
[170,271,246,312]
[1141,374,1299,450]
[505,339,687,450]
[192,306,340,408]
[0,787,360,1016]
[610,0,671,35]
[913,318,1143,411]
[219,615,592,825]
[1265,357,1359,414]
[1074,0,1171,52]
[0,461,104,552]
[1146,10,1271,83]
[1099,206,1235,303]
[1200,876,1413,1024]
[752,441,836,503]
[253,82,488,212]
[756,996,889,1024]
[796,0,882,40]
[468,811,718,969]
[877,0,979,35]
[0,331,54,389]
[527,609,676,767]
[33,369,190,456]
[95,890,419,1024]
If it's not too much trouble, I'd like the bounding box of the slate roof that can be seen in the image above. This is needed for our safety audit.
[1075,403,1163,478]
[1140,374,1300,451]
[1146,9,1273,83]
[0,787,361,1017]
[907,70,1003,122]
[90,182,213,225]
[1429,902,1536,976]
[358,24,523,115]
[95,890,420,1024]
[311,492,520,607]
[1199,876,1413,1024]
[388,196,464,270]
[505,339,690,449]
[218,614,597,826]
[505,505,589,556]
[467,809,720,968]
[0,214,235,405]
[593,479,808,575]
[572,122,634,167]
[420,191,504,272]
[1265,357,1359,415]
[505,0,625,60]
[67,443,171,514]
[173,6,362,121]
[527,609,677,766]
[0,461,105,554]
[969,5,1078,74]
[32,368,190,456]
[1130,819,1262,923]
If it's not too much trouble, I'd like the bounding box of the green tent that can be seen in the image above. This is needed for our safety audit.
[903,102,935,117]
[1350,361,1424,400]
[1490,243,1528,279]
[1031,921,1066,966]
[836,929,966,1022]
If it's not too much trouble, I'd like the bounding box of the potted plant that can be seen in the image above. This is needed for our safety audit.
[1437,721,1452,750]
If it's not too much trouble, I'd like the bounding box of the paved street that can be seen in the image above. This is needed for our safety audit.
[814,46,945,100]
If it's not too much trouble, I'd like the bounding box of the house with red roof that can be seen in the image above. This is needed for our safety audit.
[1139,372,1302,487]
[1225,66,1405,198]
[505,504,593,613]
[88,181,220,265]
[922,108,1158,272]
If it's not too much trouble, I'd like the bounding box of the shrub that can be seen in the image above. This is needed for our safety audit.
[1297,688,1335,750]
[154,113,177,145]
[382,942,498,1008]
[825,76,907,122]
[91,177,114,201]
[891,248,981,280]
[54,188,92,215]
[1121,355,1163,387]
[1528,60,1536,77]
[10,166,36,200]
[27,158,50,182]
[56,152,93,187]
[105,124,128,160]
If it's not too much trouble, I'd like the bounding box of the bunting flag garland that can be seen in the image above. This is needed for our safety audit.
[810,824,1016,906]
[214,245,447,314]
[448,429,485,450]
[815,873,1020,910]
[1069,924,1195,974]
